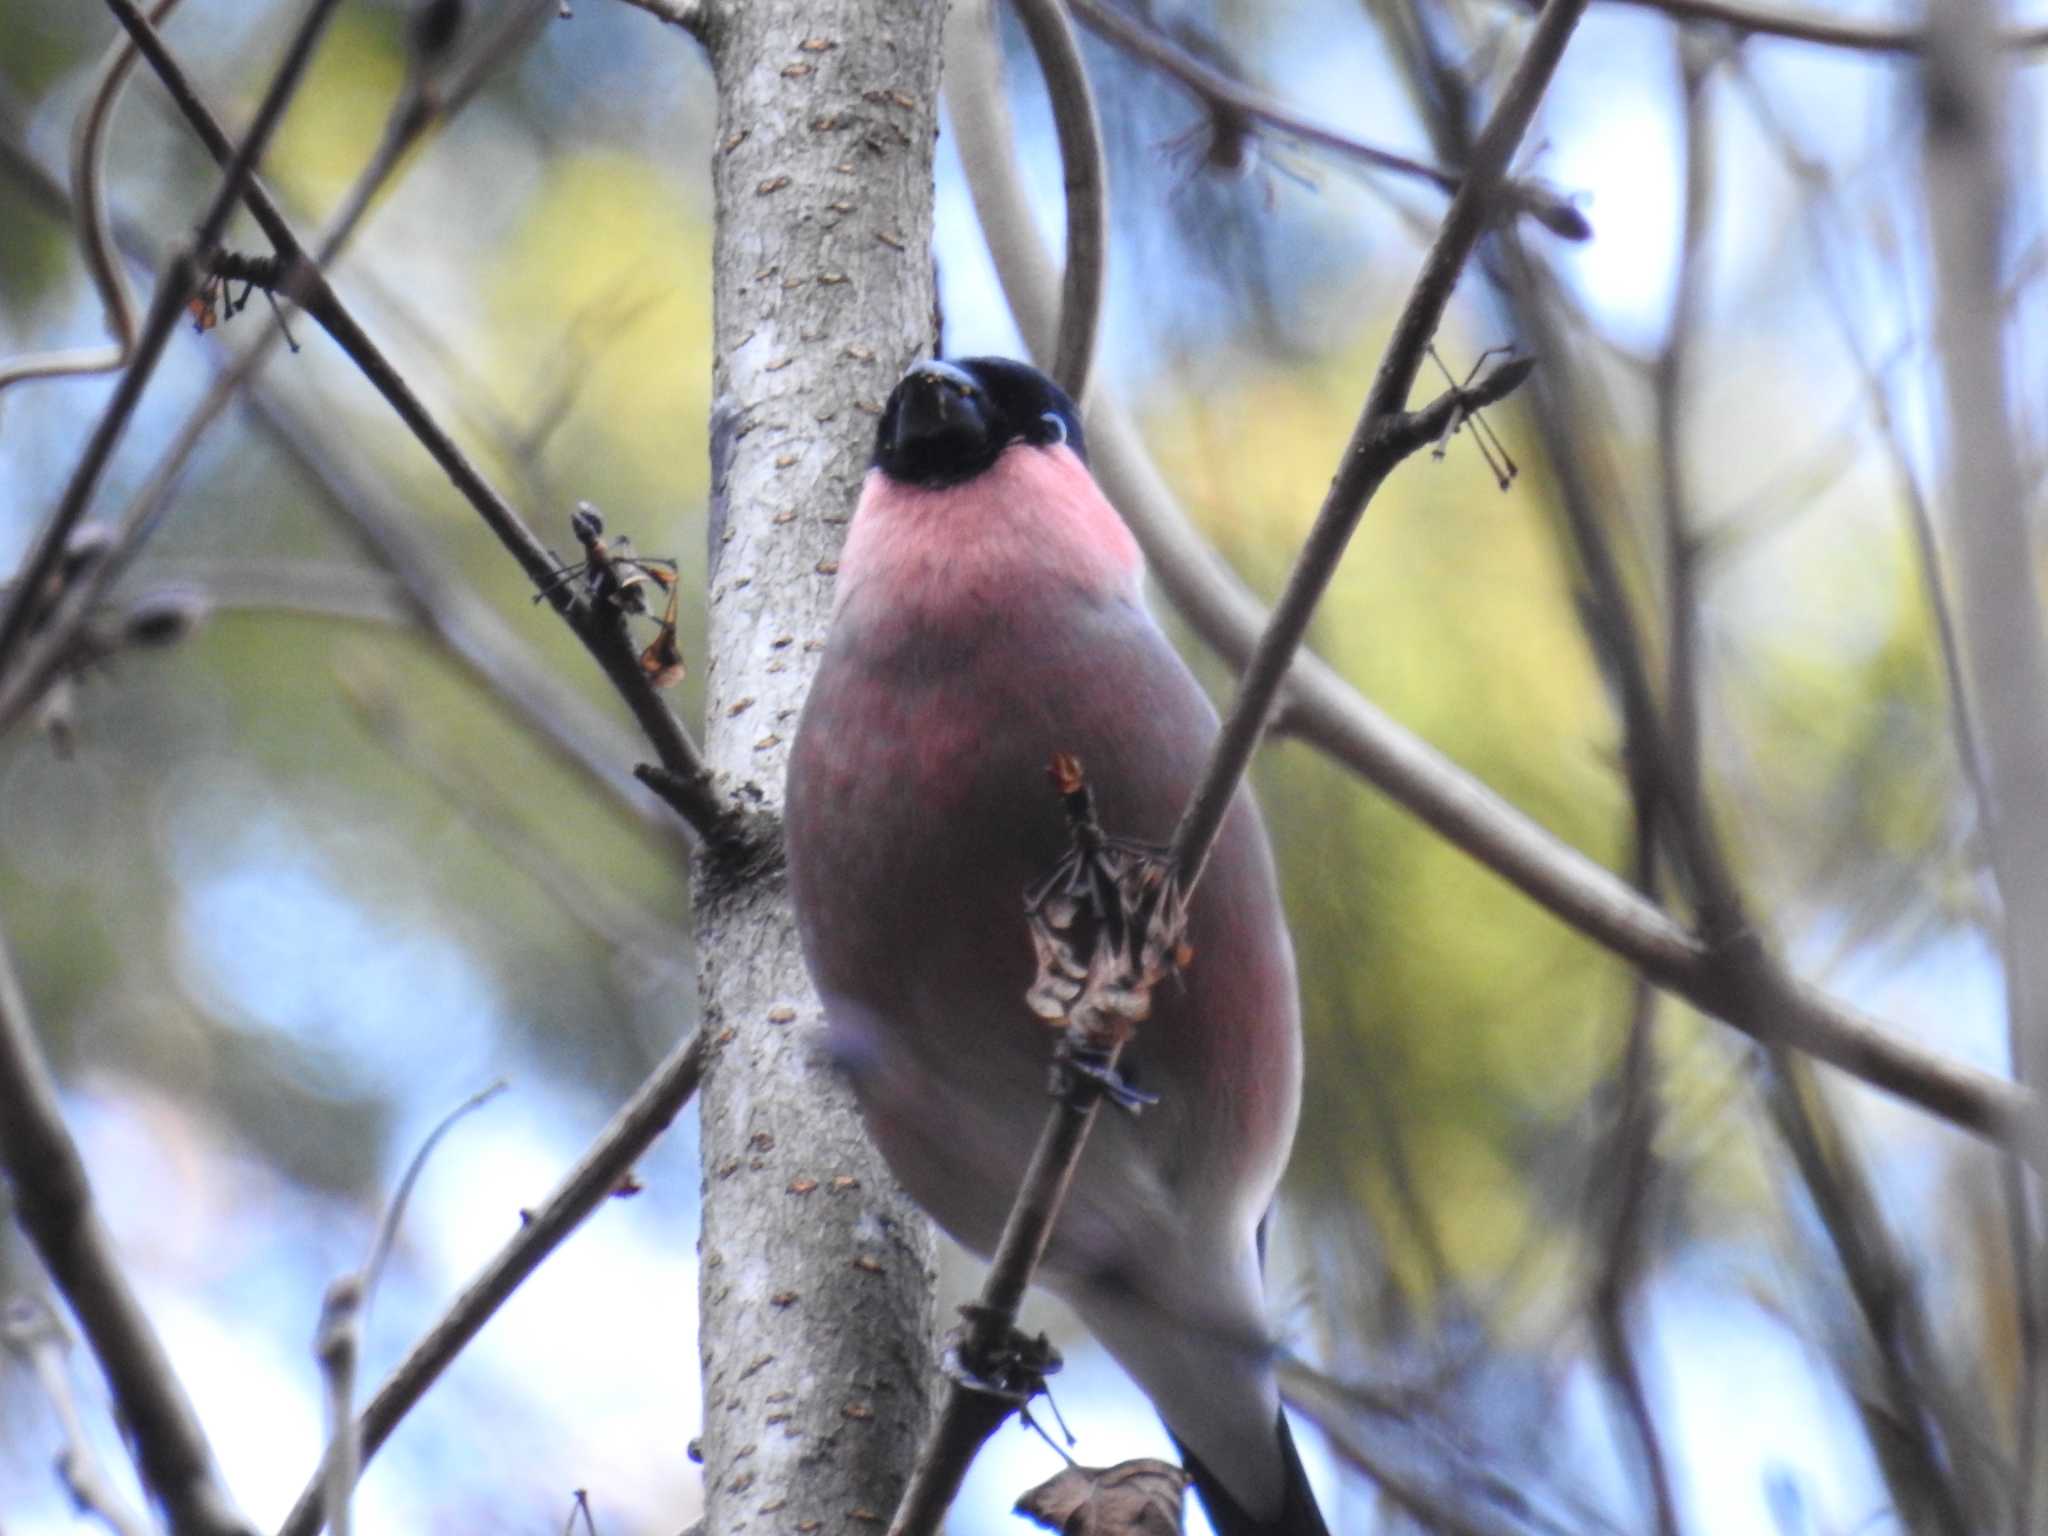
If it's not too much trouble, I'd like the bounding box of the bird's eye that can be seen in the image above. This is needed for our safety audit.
[1039,411,1068,445]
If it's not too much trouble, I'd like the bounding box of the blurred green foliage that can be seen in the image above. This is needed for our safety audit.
[0,0,2019,1527]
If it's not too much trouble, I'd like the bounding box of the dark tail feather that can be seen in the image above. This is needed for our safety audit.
[1179,1409,1329,1536]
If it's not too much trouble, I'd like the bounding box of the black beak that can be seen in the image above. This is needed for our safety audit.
[875,361,998,485]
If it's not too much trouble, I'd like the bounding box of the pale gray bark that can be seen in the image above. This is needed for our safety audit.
[690,3,945,1530]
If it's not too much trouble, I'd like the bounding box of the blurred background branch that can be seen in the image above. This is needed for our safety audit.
[4,0,2048,1531]
[0,924,253,1536]
[1,1297,154,1536]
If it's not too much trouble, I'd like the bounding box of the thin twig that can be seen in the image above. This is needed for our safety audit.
[944,0,2042,1152]
[275,1029,705,1536]
[888,1068,1101,1534]
[0,0,181,396]
[308,0,554,265]
[1578,40,1713,1536]
[1404,0,1995,1505]
[1595,0,2048,56]
[1068,0,1589,238]
[1732,50,2037,1521]
[1,1298,155,1536]
[27,0,741,852]
[1278,1359,1622,1536]
[239,381,684,845]
[313,1276,359,1536]
[0,2,558,743]
[1007,0,1107,400]
[77,0,714,815]
[0,126,684,843]
[0,13,350,1533]
[1729,60,1993,818]
[1505,30,1985,1532]
[314,1083,507,1536]
[0,925,255,1536]
[890,4,1579,1526]
[1161,0,1579,891]
[12,0,516,589]
[1587,960,1676,1536]
[0,0,347,676]
[113,559,412,626]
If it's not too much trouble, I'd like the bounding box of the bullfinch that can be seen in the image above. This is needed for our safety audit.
[786,356,1326,1536]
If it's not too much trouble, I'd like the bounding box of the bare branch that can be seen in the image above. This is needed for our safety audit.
[1596,0,2048,56]
[240,384,686,849]
[947,0,2039,1152]
[312,0,553,268]
[0,10,692,853]
[313,1083,506,1536]
[275,1031,705,1536]
[26,0,743,852]
[1068,0,1589,238]
[108,559,412,628]
[0,3,651,832]
[891,5,1580,1525]
[312,1276,360,1536]
[1400,0,1999,1507]
[1586,965,1676,1536]
[1575,42,1710,1536]
[0,927,254,1536]
[888,1097,1088,1532]
[0,0,181,396]
[1,1298,156,1536]
[1162,0,1575,890]
[1279,1360,1623,1536]
[1008,0,1107,399]
[0,0,348,678]
[0,16,364,1526]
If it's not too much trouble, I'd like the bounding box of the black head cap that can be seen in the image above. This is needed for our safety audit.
[872,357,1087,488]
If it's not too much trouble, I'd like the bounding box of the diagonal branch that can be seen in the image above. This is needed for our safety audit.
[37,0,744,851]
[274,1029,706,1536]
[0,0,347,676]
[1594,0,2048,56]
[1420,9,1996,1517]
[1163,0,1576,891]
[0,925,255,1536]
[1067,0,1588,237]
[946,0,2040,1153]
[892,3,1580,1526]
[0,112,694,868]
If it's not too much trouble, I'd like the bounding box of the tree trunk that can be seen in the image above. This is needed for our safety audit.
[690,2,944,1530]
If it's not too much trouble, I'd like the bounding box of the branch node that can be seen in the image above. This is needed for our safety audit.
[946,1307,1062,1406]
[643,765,775,880]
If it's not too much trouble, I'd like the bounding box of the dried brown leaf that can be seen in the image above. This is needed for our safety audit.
[1015,1460,1191,1535]
[639,622,687,689]
[1023,757,1190,1052]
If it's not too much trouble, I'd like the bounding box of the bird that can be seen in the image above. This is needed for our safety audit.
[786,356,1326,1536]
